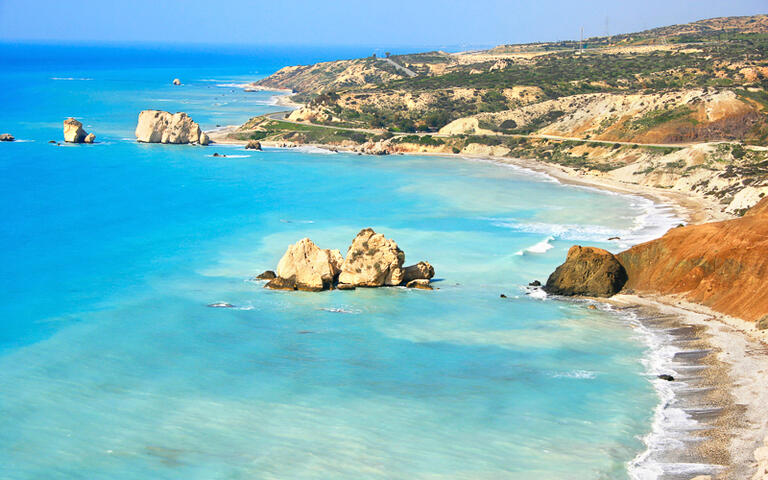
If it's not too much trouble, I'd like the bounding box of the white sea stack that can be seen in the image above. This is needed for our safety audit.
[135,110,209,145]
[63,117,89,143]
[265,238,343,292]
[338,228,405,287]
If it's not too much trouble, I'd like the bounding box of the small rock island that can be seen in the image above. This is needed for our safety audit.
[135,110,210,145]
[63,118,95,143]
[260,228,434,291]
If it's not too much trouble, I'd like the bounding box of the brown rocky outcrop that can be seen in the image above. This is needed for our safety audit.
[63,118,91,143]
[337,228,405,287]
[135,110,210,145]
[402,261,435,283]
[544,246,628,297]
[617,197,768,321]
[265,238,343,292]
[0,133,14,142]
[245,140,262,150]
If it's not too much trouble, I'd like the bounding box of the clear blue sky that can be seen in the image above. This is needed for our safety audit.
[0,0,765,48]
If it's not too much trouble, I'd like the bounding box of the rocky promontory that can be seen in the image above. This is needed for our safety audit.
[544,246,628,297]
[63,118,95,143]
[545,197,768,322]
[135,110,210,145]
[261,228,434,291]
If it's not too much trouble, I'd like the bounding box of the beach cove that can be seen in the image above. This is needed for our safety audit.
[1,43,764,480]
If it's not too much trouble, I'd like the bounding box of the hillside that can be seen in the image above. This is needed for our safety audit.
[237,14,768,216]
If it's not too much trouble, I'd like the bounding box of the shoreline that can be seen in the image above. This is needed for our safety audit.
[209,105,763,479]
[606,294,768,480]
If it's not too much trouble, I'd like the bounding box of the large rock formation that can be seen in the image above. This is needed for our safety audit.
[338,228,405,287]
[544,246,628,297]
[63,118,92,143]
[265,238,343,292]
[618,197,768,321]
[245,140,262,150]
[135,110,210,145]
[261,229,435,291]
[0,133,14,142]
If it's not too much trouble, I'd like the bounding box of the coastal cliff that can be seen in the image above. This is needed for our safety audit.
[546,197,768,322]
[618,197,768,322]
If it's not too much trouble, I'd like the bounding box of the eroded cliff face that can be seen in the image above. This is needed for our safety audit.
[617,197,768,321]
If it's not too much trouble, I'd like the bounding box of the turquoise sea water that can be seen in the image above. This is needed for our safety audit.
[0,44,680,479]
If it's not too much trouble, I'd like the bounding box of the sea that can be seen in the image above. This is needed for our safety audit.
[0,43,694,479]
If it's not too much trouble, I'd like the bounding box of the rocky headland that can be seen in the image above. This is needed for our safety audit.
[135,110,210,145]
[259,228,434,291]
[545,196,768,322]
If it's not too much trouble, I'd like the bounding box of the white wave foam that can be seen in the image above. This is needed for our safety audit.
[279,219,315,224]
[51,77,93,81]
[515,235,555,256]
[551,369,597,379]
[216,82,251,89]
[492,197,681,249]
[523,286,548,300]
[290,145,337,155]
[608,307,721,480]
[495,220,618,243]
[320,307,361,314]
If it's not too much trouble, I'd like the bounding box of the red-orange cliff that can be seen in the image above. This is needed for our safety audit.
[617,197,768,321]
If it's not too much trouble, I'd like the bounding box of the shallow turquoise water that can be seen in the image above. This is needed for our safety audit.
[0,44,673,479]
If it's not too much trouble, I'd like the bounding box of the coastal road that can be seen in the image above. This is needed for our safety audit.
[380,58,417,78]
[264,111,750,149]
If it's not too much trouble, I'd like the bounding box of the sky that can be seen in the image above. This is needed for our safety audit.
[0,0,765,49]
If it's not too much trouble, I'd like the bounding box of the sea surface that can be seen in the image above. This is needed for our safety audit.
[0,44,684,479]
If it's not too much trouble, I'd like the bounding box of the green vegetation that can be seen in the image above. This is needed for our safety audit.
[629,106,695,131]
[231,119,377,145]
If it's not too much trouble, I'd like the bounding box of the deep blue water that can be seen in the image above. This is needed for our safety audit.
[0,43,679,479]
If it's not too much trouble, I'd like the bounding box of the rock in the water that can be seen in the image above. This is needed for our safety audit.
[255,270,276,280]
[266,238,343,291]
[264,277,296,291]
[338,228,405,287]
[173,78,181,85]
[406,279,433,290]
[544,246,628,297]
[245,140,262,150]
[658,374,675,381]
[63,117,89,143]
[0,133,14,142]
[402,261,434,283]
[134,110,209,145]
[500,294,507,298]
[336,283,356,290]
[208,302,235,308]
[84,133,95,144]
[529,280,542,287]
